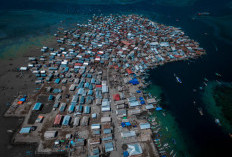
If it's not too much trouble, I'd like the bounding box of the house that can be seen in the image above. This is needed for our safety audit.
[54,114,62,126]
[35,115,44,123]
[91,124,101,130]
[62,115,71,126]
[104,142,114,152]
[121,131,136,138]
[89,137,100,145]
[44,131,57,139]
[73,117,80,126]
[80,116,89,126]
[116,109,127,117]
[127,143,143,156]
[101,117,111,123]
[19,127,31,134]
[139,123,151,130]
[32,103,42,111]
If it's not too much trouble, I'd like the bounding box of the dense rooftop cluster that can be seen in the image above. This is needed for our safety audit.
[6,15,205,157]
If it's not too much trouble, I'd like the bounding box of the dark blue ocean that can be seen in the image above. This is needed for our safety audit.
[0,0,232,156]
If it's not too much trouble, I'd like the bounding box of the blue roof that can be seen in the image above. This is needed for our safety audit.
[62,115,71,126]
[156,107,163,111]
[78,88,84,95]
[129,78,139,85]
[19,127,31,134]
[84,82,90,88]
[103,128,112,134]
[125,122,131,126]
[32,103,42,111]
[93,130,101,135]
[105,142,114,152]
[84,106,91,114]
[127,143,143,155]
[76,105,83,112]
[19,98,26,102]
[102,136,113,141]
[88,90,93,95]
[89,84,93,90]
[121,122,126,127]
[80,96,85,104]
[139,123,151,129]
[140,100,145,104]
[91,78,95,84]
[53,88,62,93]
[68,105,75,112]
[123,151,129,157]
[55,78,60,84]
[48,95,54,100]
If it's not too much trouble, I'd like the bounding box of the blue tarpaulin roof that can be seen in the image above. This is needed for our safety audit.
[129,78,139,85]
[19,98,26,102]
[125,122,131,126]
[156,107,163,111]
[140,100,145,104]
[123,151,129,157]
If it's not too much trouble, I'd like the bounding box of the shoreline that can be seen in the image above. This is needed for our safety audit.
[0,35,58,156]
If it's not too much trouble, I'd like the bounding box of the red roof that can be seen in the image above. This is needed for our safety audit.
[121,40,131,46]
[113,94,120,101]
[54,114,62,125]
[114,65,119,69]
[126,68,133,75]
[75,63,82,66]
[96,85,102,88]
[173,55,183,58]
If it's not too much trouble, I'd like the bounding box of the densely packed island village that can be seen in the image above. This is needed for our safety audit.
[5,14,205,157]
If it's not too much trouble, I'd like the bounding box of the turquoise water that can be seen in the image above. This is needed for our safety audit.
[0,10,91,58]
[202,81,232,133]
[146,84,190,157]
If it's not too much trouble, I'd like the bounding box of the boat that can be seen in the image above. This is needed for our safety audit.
[162,112,166,117]
[174,73,182,83]
[197,12,210,16]
[215,73,222,77]
[229,133,232,138]
[170,150,174,155]
[204,82,207,86]
[7,130,13,133]
[204,78,208,82]
[215,118,221,126]
[198,107,204,116]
